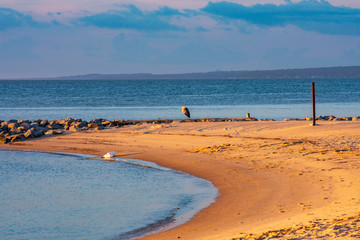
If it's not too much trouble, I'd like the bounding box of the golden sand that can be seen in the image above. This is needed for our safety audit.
[3,120,360,239]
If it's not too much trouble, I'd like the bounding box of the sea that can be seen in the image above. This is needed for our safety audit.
[0,78,359,121]
[0,150,217,240]
[0,78,359,239]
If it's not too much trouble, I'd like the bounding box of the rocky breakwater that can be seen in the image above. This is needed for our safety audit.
[283,115,360,121]
[0,118,120,144]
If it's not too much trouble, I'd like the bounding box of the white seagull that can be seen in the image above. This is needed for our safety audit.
[103,151,116,158]
[181,106,191,118]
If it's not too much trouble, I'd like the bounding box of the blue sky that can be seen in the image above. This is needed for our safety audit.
[0,0,359,78]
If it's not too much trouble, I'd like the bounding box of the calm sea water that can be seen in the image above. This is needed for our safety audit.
[0,78,359,121]
[0,150,217,240]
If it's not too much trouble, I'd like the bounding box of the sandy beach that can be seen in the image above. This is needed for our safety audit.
[2,120,360,239]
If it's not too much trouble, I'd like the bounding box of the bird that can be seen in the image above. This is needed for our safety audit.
[103,151,116,158]
[181,106,190,118]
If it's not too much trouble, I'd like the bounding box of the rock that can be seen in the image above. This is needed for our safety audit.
[73,121,84,128]
[17,126,29,133]
[0,122,7,128]
[340,117,352,121]
[69,125,82,132]
[64,123,70,130]
[9,128,22,135]
[90,118,107,124]
[321,115,335,120]
[0,136,9,144]
[20,122,30,130]
[61,119,72,126]
[33,119,43,124]
[66,117,75,122]
[39,120,49,127]
[0,128,8,135]
[88,123,99,128]
[7,122,19,129]
[38,126,48,132]
[48,123,62,129]
[34,130,44,137]
[18,119,31,125]
[10,134,25,142]
[24,129,44,138]
[55,117,75,126]
[7,119,18,123]
[353,116,359,121]
[45,130,63,135]
[94,126,104,130]
[30,122,40,130]
[74,118,82,122]
[101,120,111,126]
[24,129,34,138]
[53,119,64,125]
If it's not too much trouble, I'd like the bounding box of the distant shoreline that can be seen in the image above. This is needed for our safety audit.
[1,66,360,80]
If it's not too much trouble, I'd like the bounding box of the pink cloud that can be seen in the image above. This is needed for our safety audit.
[2,0,359,15]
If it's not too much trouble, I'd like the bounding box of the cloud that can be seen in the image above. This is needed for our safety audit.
[0,8,40,30]
[77,5,187,31]
[202,0,360,35]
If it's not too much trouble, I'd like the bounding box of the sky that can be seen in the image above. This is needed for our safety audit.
[0,0,360,78]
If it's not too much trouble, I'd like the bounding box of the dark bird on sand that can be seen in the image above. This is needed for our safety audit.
[181,106,190,118]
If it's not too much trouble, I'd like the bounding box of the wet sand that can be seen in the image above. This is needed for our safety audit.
[3,120,360,239]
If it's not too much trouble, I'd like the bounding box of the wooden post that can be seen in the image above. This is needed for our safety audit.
[312,82,316,126]
[246,113,250,118]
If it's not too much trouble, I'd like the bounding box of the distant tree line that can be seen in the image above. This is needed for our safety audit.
[34,66,360,80]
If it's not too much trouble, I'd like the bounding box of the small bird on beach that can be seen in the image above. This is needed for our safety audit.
[103,151,116,158]
[181,106,190,118]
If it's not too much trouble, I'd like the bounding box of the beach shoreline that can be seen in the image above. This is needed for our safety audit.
[2,120,360,239]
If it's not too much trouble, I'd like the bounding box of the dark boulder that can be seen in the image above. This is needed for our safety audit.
[45,130,63,135]
[33,119,43,124]
[20,122,31,129]
[48,123,62,129]
[101,120,112,127]
[7,119,18,123]
[88,123,99,128]
[7,122,19,129]
[73,121,85,128]
[24,129,34,138]
[39,120,49,127]
[0,122,7,128]
[0,136,9,144]
[18,119,31,125]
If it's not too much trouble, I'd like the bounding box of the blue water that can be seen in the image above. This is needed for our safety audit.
[0,150,217,240]
[0,78,359,121]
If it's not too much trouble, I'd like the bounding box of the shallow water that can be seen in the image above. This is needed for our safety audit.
[0,150,217,240]
[0,78,359,121]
